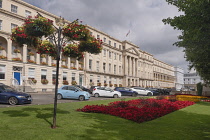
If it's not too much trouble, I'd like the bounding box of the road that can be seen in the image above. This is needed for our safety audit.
[0,93,135,108]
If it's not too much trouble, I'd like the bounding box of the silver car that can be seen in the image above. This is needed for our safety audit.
[130,87,153,96]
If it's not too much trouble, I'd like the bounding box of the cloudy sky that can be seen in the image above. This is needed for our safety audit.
[23,0,189,72]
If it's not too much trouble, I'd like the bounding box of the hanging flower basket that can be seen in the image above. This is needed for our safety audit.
[27,59,36,64]
[11,26,41,47]
[62,20,89,41]
[37,40,56,57]
[41,79,49,84]
[78,67,83,70]
[24,16,54,37]
[12,57,22,62]
[78,36,103,54]
[41,54,47,58]
[63,80,69,85]
[97,83,101,86]
[70,67,77,70]
[0,55,7,60]
[62,43,84,59]
[28,52,35,56]
[51,63,56,67]
[61,65,68,68]
[41,62,48,65]
[114,84,118,87]
[0,46,5,50]
[52,79,58,85]
[71,80,77,85]
[13,49,21,53]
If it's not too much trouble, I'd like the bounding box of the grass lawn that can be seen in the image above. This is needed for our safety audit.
[0,97,210,140]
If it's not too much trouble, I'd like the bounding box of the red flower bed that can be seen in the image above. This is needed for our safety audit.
[77,99,195,123]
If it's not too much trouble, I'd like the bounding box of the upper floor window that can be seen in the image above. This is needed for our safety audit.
[11,23,17,32]
[109,51,112,58]
[114,53,117,60]
[0,20,2,30]
[103,63,106,72]
[25,10,31,17]
[0,1,2,8]
[97,35,100,39]
[119,55,121,61]
[119,45,121,50]
[96,61,99,72]
[89,59,92,70]
[114,43,116,47]
[103,49,106,56]
[114,65,116,74]
[109,40,111,45]
[103,37,106,43]
[11,4,18,13]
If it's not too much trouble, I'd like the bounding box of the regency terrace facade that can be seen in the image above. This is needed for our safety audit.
[0,0,175,92]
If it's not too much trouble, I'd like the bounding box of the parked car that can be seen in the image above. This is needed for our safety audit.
[0,84,32,105]
[89,86,98,94]
[114,87,138,96]
[57,85,90,101]
[147,88,170,96]
[73,85,91,93]
[130,87,153,96]
[93,87,121,98]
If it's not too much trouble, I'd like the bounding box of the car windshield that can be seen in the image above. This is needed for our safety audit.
[0,85,16,92]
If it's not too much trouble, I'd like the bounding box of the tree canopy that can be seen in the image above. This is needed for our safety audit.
[162,0,210,83]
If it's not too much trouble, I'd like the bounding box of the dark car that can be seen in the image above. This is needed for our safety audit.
[0,84,32,105]
[73,85,91,94]
[114,87,138,97]
[147,88,170,96]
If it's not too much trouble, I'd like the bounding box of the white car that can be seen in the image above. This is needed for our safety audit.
[93,87,121,98]
[130,87,153,96]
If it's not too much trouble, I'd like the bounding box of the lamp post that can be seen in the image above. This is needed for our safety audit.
[52,17,65,129]
[37,12,65,128]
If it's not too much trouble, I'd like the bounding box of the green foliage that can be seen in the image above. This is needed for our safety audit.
[197,82,203,96]
[163,0,210,83]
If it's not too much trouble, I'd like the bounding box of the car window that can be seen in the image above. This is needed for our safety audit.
[105,87,111,91]
[68,86,76,91]
[62,86,68,90]
[124,88,130,91]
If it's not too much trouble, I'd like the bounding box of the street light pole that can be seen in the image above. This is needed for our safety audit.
[52,25,62,129]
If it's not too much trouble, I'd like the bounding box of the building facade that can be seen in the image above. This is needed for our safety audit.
[184,69,203,90]
[174,66,184,91]
[0,0,175,92]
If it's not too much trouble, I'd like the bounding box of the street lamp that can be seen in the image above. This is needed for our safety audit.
[37,12,65,128]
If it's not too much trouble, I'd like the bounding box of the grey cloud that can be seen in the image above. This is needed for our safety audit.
[23,0,189,72]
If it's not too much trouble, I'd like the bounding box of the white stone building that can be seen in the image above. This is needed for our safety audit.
[0,0,175,92]
[174,66,184,91]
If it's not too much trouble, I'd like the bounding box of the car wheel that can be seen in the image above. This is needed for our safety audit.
[94,93,99,98]
[57,93,63,100]
[113,94,118,98]
[147,92,152,96]
[132,93,137,97]
[8,97,18,105]
[79,95,85,101]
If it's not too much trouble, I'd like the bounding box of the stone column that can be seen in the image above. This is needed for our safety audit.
[23,44,27,63]
[124,55,128,75]
[7,39,13,60]
[129,56,132,76]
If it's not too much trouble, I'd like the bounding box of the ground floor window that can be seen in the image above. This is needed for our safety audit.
[0,65,5,79]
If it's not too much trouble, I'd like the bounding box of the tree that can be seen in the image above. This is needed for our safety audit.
[11,15,103,128]
[162,0,210,83]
